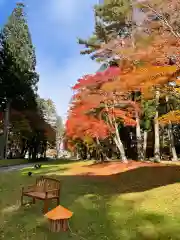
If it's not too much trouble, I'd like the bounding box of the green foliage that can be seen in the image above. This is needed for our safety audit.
[37,98,57,129]
[10,111,31,135]
[77,35,101,58]
[0,3,59,160]
[77,0,133,61]
[0,3,39,102]
[56,115,64,138]
[94,0,132,25]
[94,19,110,43]
[141,99,156,131]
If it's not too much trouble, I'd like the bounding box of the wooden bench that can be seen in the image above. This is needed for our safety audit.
[21,176,61,213]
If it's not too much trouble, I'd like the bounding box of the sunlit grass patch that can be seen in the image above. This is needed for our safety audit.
[1,160,180,239]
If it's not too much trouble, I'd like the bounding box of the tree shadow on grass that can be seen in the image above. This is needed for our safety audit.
[1,165,180,239]
[47,165,180,240]
[1,192,180,240]
[19,164,180,214]
[19,164,180,210]
[46,165,180,197]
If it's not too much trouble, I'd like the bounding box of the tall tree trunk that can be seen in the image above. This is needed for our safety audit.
[76,152,79,160]
[105,102,127,162]
[130,12,143,161]
[114,121,127,162]
[96,136,108,162]
[143,130,148,160]
[3,100,10,159]
[154,90,160,162]
[136,112,143,160]
[56,135,62,159]
[167,123,178,161]
[56,135,59,158]
[165,96,178,161]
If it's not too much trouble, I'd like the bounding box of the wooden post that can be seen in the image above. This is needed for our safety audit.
[45,205,73,232]
[62,220,68,231]
[48,219,69,232]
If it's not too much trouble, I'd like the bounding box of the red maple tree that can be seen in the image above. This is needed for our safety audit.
[66,66,139,161]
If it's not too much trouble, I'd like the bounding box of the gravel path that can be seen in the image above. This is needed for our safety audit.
[0,163,35,172]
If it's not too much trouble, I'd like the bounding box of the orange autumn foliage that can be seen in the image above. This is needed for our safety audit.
[95,33,180,67]
[66,114,111,140]
[158,110,180,125]
[102,65,179,96]
[72,66,121,90]
[66,67,139,142]
[67,50,179,144]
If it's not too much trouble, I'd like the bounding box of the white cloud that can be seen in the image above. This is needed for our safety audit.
[37,54,99,121]
[48,0,79,24]
[26,0,99,122]
[47,0,93,25]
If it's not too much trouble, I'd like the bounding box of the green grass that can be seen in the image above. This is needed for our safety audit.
[1,160,180,239]
[0,158,29,167]
[0,157,68,167]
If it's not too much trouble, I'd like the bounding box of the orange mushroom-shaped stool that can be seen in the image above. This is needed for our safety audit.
[44,205,73,232]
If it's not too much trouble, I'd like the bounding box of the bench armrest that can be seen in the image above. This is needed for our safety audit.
[45,188,60,197]
[22,184,36,193]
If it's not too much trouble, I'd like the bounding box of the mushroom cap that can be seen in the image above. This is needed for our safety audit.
[44,205,73,220]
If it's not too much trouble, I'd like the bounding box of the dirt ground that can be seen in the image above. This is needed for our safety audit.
[65,160,165,176]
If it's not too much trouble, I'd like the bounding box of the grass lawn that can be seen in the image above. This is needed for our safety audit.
[1,160,180,239]
[0,157,58,167]
[0,158,29,167]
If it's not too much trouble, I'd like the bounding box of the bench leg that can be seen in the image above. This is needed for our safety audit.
[21,194,24,206]
[44,199,49,214]
[56,197,60,206]
[32,197,36,204]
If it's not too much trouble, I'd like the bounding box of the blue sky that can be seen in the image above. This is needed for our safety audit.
[0,0,99,121]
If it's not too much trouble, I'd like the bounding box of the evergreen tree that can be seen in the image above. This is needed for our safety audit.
[78,0,134,61]
[0,2,39,104]
[0,2,39,158]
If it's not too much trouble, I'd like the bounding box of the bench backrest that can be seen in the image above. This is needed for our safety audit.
[36,176,60,192]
